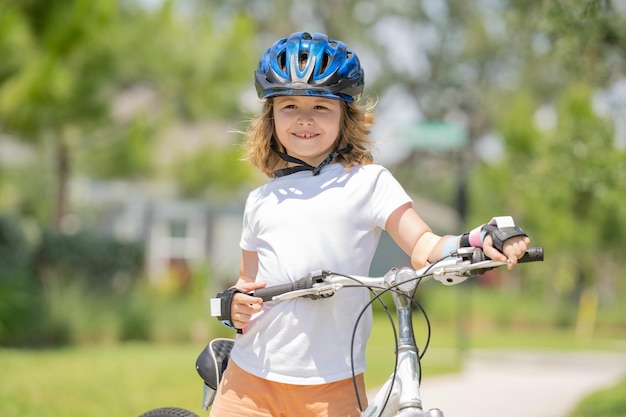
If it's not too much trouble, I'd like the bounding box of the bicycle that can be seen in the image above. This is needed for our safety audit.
[139,246,543,417]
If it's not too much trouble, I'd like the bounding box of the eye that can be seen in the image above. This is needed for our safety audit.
[276,101,297,110]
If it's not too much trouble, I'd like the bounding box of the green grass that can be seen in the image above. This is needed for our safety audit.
[569,376,626,417]
[0,343,208,417]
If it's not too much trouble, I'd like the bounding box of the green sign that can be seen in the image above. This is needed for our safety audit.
[401,121,468,151]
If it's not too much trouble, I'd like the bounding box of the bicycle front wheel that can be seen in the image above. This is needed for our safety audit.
[138,407,201,417]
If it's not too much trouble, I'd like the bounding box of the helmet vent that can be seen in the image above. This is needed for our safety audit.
[278,51,287,72]
[320,53,331,73]
[299,52,308,70]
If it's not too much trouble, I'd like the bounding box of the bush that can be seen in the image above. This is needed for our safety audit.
[0,214,40,346]
[0,214,31,280]
[1,223,147,346]
[0,277,40,346]
[0,216,225,347]
[34,229,144,290]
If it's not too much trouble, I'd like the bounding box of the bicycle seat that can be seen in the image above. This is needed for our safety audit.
[196,338,234,409]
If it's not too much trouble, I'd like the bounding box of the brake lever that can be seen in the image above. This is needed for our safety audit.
[269,283,344,303]
[433,264,471,285]
[432,254,507,286]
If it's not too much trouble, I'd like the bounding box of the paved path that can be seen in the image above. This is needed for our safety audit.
[415,350,626,417]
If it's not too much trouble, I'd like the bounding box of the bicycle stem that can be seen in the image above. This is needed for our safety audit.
[393,289,423,410]
[363,285,445,417]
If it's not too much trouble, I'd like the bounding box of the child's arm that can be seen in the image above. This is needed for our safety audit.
[386,203,530,270]
[229,250,265,331]
[237,249,259,286]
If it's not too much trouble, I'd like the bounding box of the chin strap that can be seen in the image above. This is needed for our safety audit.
[271,141,353,178]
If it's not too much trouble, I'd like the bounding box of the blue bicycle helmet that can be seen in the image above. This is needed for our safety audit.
[255,32,364,103]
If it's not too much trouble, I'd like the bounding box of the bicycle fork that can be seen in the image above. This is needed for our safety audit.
[362,290,444,417]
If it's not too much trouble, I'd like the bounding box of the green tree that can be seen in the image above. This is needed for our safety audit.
[484,0,626,293]
[173,143,257,198]
[0,0,258,226]
[508,0,626,86]
[0,0,118,227]
[507,0,626,264]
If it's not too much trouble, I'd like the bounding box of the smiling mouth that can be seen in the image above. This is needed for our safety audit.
[293,132,318,138]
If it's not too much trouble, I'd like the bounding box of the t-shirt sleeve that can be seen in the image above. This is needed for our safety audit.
[368,166,413,230]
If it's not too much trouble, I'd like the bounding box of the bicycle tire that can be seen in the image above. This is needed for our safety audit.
[138,407,200,417]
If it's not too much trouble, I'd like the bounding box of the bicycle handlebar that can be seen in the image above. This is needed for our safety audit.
[253,247,543,302]
[477,245,543,264]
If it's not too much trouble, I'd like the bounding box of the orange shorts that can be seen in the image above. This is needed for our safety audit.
[209,361,368,417]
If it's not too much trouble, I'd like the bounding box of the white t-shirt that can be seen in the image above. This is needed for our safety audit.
[230,163,412,385]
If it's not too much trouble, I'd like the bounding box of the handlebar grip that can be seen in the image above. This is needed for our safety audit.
[517,246,544,263]
[253,276,313,302]
[472,246,544,264]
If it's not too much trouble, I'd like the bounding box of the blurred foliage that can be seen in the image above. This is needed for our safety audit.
[467,83,626,317]
[509,0,626,84]
[0,214,31,277]
[80,115,158,179]
[0,0,258,226]
[34,229,144,288]
[173,142,257,197]
[0,214,38,345]
[0,221,216,346]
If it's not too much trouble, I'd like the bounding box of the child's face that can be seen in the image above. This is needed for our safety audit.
[273,95,342,167]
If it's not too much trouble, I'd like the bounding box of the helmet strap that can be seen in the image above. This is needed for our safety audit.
[271,140,353,178]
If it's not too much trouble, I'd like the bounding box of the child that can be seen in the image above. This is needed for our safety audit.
[209,32,530,417]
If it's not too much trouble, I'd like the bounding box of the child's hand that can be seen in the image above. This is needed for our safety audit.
[483,234,531,270]
[230,281,266,330]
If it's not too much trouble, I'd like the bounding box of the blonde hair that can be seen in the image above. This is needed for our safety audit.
[244,98,376,178]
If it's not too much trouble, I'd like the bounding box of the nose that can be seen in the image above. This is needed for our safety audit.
[296,109,314,125]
